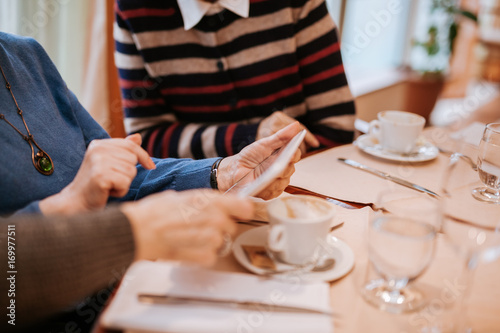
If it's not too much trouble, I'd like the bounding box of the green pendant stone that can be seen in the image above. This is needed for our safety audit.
[39,157,53,172]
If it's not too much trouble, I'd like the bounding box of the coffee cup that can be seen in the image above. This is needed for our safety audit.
[266,195,334,266]
[368,111,425,154]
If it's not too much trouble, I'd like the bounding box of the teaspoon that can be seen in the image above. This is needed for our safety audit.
[262,258,335,275]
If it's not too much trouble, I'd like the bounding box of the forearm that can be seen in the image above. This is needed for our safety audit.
[38,186,87,216]
[116,157,216,201]
[140,122,260,158]
[0,207,135,330]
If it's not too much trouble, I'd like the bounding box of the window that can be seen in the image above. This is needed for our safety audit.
[340,0,413,74]
[327,0,419,95]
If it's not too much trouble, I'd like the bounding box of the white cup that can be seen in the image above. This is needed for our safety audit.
[266,195,334,266]
[368,111,425,154]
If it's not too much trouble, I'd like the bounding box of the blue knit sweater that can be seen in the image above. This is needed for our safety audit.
[0,32,215,216]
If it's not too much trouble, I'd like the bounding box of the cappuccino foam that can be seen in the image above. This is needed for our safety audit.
[281,197,330,220]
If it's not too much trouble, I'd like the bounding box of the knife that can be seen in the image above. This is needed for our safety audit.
[337,158,440,198]
[138,293,333,316]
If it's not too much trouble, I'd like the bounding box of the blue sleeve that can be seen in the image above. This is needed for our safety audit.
[13,201,42,215]
[15,157,215,212]
[113,157,217,201]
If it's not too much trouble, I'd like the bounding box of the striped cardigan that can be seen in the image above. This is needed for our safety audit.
[114,0,355,159]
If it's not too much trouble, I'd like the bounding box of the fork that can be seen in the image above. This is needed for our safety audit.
[437,147,477,171]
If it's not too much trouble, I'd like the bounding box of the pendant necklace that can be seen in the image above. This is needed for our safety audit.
[0,64,54,175]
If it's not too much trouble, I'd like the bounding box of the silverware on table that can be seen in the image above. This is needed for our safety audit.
[337,158,440,198]
[138,293,333,316]
[261,258,336,276]
[437,147,478,171]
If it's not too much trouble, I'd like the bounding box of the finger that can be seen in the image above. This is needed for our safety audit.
[215,195,254,223]
[256,177,289,200]
[255,188,277,200]
[258,122,302,151]
[203,210,238,235]
[89,138,156,170]
[125,144,156,171]
[303,129,320,148]
[107,172,135,198]
[110,158,139,179]
[171,246,219,266]
[123,136,156,170]
[299,142,307,156]
[126,133,142,146]
[162,227,225,247]
[291,147,302,163]
[279,163,295,179]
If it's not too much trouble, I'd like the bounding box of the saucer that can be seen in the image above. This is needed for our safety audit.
[232,226,354,282]
[354,134,439,162]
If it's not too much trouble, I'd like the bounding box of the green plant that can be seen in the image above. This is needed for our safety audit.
[412,0,477,74]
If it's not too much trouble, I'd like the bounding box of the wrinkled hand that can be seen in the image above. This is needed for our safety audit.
[40,134,156,215]
[218,122,302,200]
[122,189,254,266]
[257,111,319,154]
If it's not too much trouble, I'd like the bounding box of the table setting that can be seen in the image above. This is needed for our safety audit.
[99,114,500,333]
[288,113,500,332]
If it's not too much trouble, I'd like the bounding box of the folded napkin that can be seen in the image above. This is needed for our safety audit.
[101,261,333,333]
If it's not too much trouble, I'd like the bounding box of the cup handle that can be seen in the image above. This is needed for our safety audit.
[368,120,380,139]
[268,225,286,252]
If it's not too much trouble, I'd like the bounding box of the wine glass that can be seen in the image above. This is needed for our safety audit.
[361,189,440,313]
[436,153,500,332]
[471,123,500,203]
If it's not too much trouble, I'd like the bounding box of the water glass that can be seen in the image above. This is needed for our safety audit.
[472,123,500,203]
[362,189,440,313]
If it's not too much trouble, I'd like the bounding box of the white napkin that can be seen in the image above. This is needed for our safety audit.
[449,121,485,147]
[100,261,333,333]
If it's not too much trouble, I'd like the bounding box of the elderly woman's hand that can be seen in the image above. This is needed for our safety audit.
[39,134,155,215]
[122,189,254,266]
[217,122,302,200]
[257,111,319,154]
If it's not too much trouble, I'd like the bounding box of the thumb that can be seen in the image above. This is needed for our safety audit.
[126,133,142,146]
[262,121,302,150]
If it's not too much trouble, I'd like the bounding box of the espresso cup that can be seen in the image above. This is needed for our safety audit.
[266,195,334,266]
[368,111,425,154]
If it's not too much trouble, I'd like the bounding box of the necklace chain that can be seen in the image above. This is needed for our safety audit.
[0,64,54,175]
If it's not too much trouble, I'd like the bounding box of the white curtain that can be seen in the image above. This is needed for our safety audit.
[0,0,90,99]
[80,0,111,130]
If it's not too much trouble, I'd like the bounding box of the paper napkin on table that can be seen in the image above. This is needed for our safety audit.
[100,261,333,333]
[449,121,485,147]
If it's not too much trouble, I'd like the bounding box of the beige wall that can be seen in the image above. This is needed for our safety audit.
[355,77,444,124]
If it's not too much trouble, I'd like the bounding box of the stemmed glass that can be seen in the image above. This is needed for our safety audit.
[361,189,440,314]
[471,123,500,203]
[437,152,500,332]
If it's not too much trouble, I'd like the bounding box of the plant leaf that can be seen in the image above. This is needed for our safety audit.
[448,22,458,53]
[458,9,478,22]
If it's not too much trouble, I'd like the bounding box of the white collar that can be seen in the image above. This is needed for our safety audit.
[177,0,249,30]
